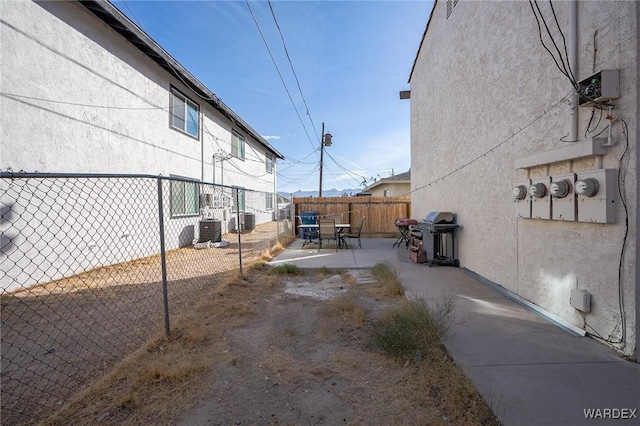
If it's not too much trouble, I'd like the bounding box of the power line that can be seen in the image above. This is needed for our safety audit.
[267,0,319,145]
[323,150,370,188]
[277,148,322,171]
[528,0,577,89]
[245,0,317,153]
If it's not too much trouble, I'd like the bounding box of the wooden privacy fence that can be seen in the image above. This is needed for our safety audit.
[292,196,411,238]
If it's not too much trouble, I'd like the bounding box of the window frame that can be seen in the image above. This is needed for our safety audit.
[170,87,200,139]
[231,131,246,160]
[265,154,274,174]
[170,178,200,218]
[266,193,274,211]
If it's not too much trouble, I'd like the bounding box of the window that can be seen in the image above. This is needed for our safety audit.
[266,193,273,210]
[383,189,390,197]
[170,179,199,217]
[170,88,199,138]
[265,154,274,174]
[231,131,245,159]
[232,188,245,212]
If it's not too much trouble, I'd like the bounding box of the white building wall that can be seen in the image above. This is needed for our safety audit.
[410,1,637,357]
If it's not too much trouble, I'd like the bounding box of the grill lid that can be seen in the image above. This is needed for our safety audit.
[394,218,418,227]
[423,211,455,224]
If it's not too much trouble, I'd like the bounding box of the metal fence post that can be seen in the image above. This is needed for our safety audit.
[236,189,243,276]
[157,178,170,336]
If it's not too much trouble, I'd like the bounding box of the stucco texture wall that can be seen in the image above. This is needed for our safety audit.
[410,1,637,357]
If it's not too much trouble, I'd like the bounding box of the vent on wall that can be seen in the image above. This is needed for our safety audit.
[446,0,459,19]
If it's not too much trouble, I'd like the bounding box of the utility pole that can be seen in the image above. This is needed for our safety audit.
[318,122,332,197]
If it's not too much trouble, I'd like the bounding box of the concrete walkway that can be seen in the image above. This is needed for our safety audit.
[270,238,640,426]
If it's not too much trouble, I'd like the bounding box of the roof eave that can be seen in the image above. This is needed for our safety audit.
[408,0,438,84]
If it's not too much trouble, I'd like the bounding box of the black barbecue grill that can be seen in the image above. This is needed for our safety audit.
[412,211,459,267]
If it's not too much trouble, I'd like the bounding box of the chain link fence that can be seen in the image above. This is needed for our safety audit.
[0,172,293,425]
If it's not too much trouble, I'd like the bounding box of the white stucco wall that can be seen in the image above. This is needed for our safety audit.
[410,1,638,357]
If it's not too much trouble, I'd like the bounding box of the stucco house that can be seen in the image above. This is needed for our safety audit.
[408,0,638,359]
[0,0,284,291]
[363,170,411,198]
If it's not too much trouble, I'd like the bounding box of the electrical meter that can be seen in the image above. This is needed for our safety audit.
[575,178,599,197]
[512,185,527,200]
[550,180,570,198]
[529,182,547,198]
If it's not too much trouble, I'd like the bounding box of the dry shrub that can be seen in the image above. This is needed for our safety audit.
[229,300,255,317]
[328,293,366,326]
[373,297,455,359]
[269,263,304,275]
[407,346,500,425]
[41,332,211,426]
[368,262,405,298]
[317,266,332,278]
[258,251,273,262]
[257,239,290,262]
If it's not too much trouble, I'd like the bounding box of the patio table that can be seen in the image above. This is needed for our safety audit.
[297,223,351,249]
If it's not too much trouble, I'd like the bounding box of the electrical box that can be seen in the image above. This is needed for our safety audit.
[200,193,213,208]
[530,177,551,220]
[550,173,576,221]
[578,70,620,107]
[576,169,618,223]
[513,180,531,218]
[570,289,591,312]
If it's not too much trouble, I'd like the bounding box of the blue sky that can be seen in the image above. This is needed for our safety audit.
[112,0,434,193]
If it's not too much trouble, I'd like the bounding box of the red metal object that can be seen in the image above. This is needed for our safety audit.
[393,218,418,248]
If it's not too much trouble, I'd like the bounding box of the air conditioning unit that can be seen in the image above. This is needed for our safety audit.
[230,213,245,231]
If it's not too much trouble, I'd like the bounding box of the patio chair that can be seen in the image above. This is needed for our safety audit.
[302,226,319,248]
[318,218,338,251]
[297,214,319,248]
[343,216,365,248]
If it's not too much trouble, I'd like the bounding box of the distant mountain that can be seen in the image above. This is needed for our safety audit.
[279,188,362,198]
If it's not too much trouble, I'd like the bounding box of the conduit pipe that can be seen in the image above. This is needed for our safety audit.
[569,0,579,142]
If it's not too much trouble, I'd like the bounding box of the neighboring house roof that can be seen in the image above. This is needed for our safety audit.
[408,0,438,83]
[79,0,284,160]
[364,170,411,192]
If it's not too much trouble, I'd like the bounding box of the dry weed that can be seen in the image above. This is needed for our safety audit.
[328,293,367,326]
[367,262,405,298]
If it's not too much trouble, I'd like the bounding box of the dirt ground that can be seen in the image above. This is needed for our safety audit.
[177,269,392,425]
[171,268,496,426]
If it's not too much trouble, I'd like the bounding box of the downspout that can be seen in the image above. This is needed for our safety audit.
[274,159,279,240]
[569,0,579,142]
[200,111,205,182]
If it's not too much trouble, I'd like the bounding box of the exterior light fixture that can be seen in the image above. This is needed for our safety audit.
[319,123,333,197]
